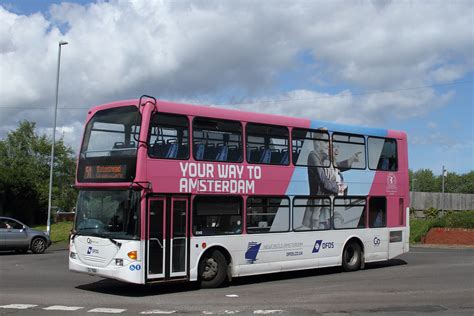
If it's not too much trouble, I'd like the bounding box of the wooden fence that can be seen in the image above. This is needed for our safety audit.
[410,192,474,211]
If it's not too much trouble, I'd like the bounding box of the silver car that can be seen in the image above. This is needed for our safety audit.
[0,217,52,254]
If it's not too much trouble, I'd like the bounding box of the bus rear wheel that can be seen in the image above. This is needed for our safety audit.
[199,250,227,288]
[342,241,362,272]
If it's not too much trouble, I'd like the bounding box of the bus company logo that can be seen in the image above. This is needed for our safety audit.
[313,240,334,253]
[387,173,397,193]
[245,242,262,264]
[86,238,98,244]
[87,246,99,255]
[373,237,381,246]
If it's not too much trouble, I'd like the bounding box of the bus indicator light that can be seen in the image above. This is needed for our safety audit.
[128,251,137,260]
[202,242,207,249]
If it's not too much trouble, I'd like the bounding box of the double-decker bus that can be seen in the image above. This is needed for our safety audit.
[69,95,409,287]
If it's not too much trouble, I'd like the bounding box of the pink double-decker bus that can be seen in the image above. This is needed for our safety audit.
[69,95,409,287]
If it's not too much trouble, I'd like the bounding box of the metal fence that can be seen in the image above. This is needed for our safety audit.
[410,192,474,211]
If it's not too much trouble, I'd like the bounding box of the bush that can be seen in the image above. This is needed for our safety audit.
[433,211,474,229]
[410,210,474,243]
[410,219,435,243]
[423,207,438,220]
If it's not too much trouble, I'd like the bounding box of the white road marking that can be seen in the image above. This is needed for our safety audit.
[88,308,127,313]
[141,310,176,314]
[253,310,283,314]
[0,304,37,310]
[202,311,240,315]
[226,294,239,298]
[44,305,83,311]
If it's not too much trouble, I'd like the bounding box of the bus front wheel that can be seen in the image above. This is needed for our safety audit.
[199,250,227,288]
[342,241,362,272]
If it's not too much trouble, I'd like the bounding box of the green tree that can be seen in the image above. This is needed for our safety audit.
[409,169,473,194]
[0,121,77,225]
[410,169,438,192]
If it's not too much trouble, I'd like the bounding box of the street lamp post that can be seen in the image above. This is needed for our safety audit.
[441,165,446,217]
[412,178,417,209]
[47,40,68,236]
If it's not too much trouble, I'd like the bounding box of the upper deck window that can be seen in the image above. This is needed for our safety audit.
[246,124,289,165]
[368,137,398,171]
[193,118,243,163]
[148,113,189,160]
[81,106,140,159]
[292,128,330,167]
[332,133,366,170]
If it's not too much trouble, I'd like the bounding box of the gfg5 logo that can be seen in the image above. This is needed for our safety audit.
[313,240,334,253]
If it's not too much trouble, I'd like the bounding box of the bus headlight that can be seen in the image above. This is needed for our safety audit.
[70,252,77,259]
[115,259,124,266]
[127,251,137,260]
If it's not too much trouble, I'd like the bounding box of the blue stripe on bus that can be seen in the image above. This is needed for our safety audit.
[310,121,388,137]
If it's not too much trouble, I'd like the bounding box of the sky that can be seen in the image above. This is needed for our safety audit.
[0,0,473,175]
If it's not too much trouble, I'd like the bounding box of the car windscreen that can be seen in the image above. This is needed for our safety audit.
[74,190,140,240]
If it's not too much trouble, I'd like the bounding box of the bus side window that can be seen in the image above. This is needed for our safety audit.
[246,197,289,234]
[292,128,330,167]
[369,197,386,228]
[368,137,398,171]
[246,123,289,165]
[193,118,243,163]
[332,133,366,170]
[148,113,189,160]
[334,197,366,229]
[193,196,242,236]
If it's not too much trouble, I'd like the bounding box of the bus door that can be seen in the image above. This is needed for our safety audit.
[147,196,189,280]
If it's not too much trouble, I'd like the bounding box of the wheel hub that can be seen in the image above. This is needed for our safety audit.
[202,258,218,280]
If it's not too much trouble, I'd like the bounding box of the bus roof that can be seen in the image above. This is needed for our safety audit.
[90,99,406,139]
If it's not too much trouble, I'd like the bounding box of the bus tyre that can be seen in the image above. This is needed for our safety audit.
[342,241,362,272]
[31,237,46,254]
[199,250,227,288]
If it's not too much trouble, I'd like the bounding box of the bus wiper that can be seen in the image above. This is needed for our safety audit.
[71,227,100,241]
[108,238,122,249]
[71,231,81,241]
[71,230,121,248]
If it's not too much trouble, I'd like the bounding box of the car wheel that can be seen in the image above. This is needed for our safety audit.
[342,241,362,272]
[199,250,227,288]
[31,237,47,254]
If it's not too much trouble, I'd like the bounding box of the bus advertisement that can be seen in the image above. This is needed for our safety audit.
[69,96,409,287]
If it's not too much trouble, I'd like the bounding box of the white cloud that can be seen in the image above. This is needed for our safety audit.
[0,0,472,151]
[222,87,453,126]
[427,122,438,129]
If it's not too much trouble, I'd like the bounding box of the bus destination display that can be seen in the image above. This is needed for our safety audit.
[83,164,127,180]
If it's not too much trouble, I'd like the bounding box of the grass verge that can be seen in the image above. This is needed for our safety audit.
[33,221,73,243]
[410,210,474,243]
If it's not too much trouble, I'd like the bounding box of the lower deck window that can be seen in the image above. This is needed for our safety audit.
[246,197,289,233]
[334,197,366,229]
[293,197,331,231]
[193,196,242,236]
[369,197,387,228]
